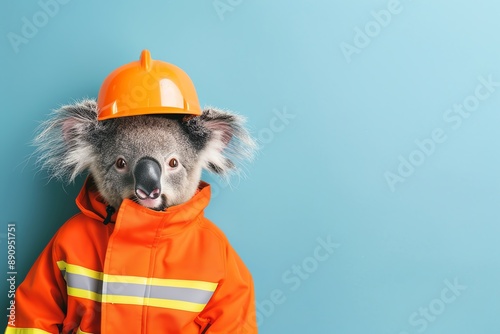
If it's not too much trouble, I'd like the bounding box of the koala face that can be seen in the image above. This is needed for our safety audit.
[35,100,256,211]
[91,116,203,210]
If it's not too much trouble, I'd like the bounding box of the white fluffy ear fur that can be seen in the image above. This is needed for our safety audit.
[196,107,257,177]
[34,99,99,182]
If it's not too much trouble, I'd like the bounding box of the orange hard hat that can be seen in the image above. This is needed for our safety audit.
[97,50,201,120]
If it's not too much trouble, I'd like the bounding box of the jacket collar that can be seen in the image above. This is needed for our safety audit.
[76,178,211,236]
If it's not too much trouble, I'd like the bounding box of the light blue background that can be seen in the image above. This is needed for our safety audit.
[2,0,500,333]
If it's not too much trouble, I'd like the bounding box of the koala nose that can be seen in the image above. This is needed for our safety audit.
[134,157,162,200]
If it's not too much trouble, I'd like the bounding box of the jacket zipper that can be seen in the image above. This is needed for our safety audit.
[200,323,212,334]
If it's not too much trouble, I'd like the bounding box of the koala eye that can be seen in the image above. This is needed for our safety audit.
[168,158,179,168]
[115,158,127,170]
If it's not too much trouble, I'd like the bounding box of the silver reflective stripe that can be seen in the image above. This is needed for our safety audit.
[103,282,214,304]
[66,272,103,296]
[61,264,217,311]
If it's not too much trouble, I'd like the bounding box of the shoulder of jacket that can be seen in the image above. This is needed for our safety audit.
[196,217,231,246]
[60,212,97,229]
[52,212,103,244]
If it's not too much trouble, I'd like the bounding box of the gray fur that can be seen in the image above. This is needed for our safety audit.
[34,99,256,210]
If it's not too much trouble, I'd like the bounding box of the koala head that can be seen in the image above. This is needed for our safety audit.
[35,100,256,211]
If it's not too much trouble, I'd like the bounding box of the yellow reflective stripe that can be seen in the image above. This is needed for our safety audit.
[57,261,103,280]
[56,260,64,270]
[67,287,102,302]
[103,274,218,291]
[102,294,206,312]
[58,261,217,292]
[76,328,93,334]
[58,261,218,312]
[5,328,52,334]
[149,277,217,291]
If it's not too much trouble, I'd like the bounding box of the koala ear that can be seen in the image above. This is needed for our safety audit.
[34,99,100,182]
[182,107,257,176]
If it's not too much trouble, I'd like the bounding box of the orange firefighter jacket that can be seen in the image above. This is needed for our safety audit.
[5,179,257,334]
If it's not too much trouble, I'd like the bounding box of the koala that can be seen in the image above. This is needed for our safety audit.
[36,99,255,212]
[6,98,259,334]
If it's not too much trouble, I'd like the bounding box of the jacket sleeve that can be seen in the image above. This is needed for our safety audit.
[196,244,258,334]
[5,233,67,334]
